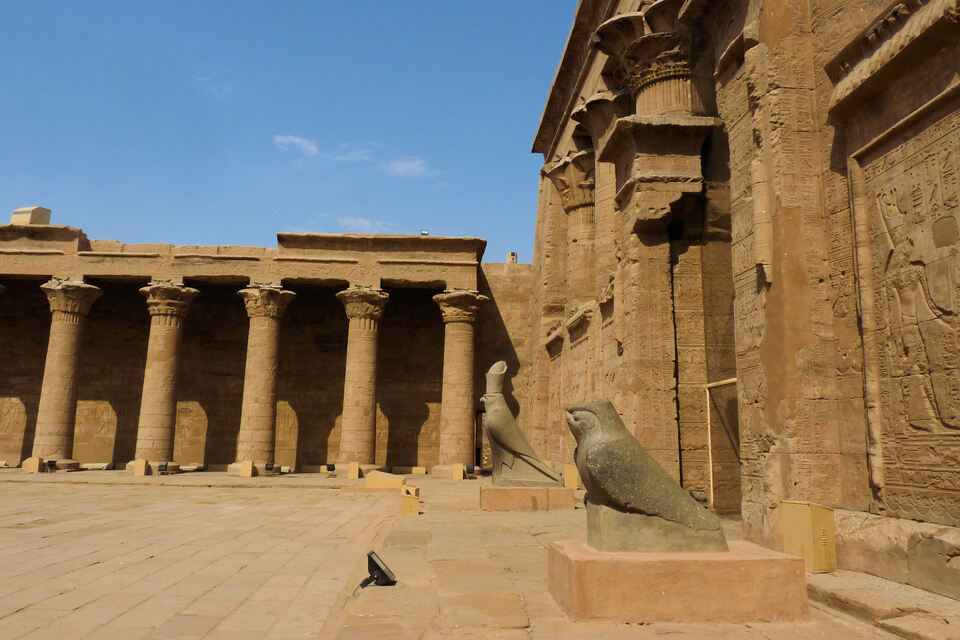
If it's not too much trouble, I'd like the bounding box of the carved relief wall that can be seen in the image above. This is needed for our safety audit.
[860,104,960,526]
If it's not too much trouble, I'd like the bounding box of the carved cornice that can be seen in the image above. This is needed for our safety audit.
[40,279,101,317]
[571,89,633,148]
[433,290,489,324]
[239,286,296,319]
[336,286,388,321]
[828,0,959,113]
[542,150,596,213]
[565,305,594,334]
[140,283,199,318]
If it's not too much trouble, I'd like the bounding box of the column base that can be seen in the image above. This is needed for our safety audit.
[547,539,809,623]
[126,460,181,476]
[480,485,574,511]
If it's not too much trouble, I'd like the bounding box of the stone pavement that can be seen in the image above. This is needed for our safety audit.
[0,471,908,639]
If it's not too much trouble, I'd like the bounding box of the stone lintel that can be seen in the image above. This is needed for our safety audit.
[239,286,296,319]
[337,286,389,321]
[433,290,488,324]
[40,280,102,317]
[140,282,200,318]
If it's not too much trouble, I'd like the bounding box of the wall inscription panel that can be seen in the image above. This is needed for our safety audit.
[862,104,960,525]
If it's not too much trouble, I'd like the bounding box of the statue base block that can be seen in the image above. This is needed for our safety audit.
[548,539,808,623]
[480,485,575,511]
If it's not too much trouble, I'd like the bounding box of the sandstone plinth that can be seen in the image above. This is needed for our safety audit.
[547,539,809,623]
[480,485,574,511]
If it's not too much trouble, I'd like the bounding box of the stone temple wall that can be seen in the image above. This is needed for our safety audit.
[527,0,960,580]
[0,229,533,471]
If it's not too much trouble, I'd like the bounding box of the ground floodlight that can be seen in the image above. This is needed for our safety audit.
[354,551,397,594]
[157,461,168,473]
[45,459,57,471]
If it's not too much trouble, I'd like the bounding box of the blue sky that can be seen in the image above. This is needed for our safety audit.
[2,2,577,263]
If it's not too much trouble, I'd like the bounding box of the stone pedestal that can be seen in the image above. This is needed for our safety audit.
[433,290,487,465]
[336,287,388,466]
[32,280,102,459]
[480,485,575,511]
[548,539,809,623]
[134,283,199,463]
[235,287,295,468]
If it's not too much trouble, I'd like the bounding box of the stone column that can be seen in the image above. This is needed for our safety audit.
[336,287,389,466]
[434,290,488,465]
[543,150,596,309]
[133,283,199,463]
[235,286,296,468]
[32,280,102,460]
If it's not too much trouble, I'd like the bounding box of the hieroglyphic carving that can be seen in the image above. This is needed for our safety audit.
[862,106,960,525]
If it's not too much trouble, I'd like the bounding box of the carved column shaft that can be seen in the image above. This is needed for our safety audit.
[337,287,389,465]
[235,287,295,466]
[434,291,488,465]
[134,283,199,462]
[544,150,597,308]
[33,280,102,459]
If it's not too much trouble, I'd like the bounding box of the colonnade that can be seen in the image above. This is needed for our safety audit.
[7,279,486,468]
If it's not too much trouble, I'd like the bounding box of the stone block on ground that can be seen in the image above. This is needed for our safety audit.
[480,485,575,511]
[392,466,427,475]
[22,457,46,473]
[401,485,421,498]
[345,462,360,479]
[562,463,580,490]
[53,458,80,471]
[431,463,466,480]
[401,493,420,517]
[547,539,808,623]
[132,459,151,476]
[237,460,256,477]
[365,470,405,489]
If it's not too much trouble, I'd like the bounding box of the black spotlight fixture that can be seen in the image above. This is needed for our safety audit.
[354,551,397,593]
[45,459,57,471]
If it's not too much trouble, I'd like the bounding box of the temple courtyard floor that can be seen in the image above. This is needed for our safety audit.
[0,471,956,639]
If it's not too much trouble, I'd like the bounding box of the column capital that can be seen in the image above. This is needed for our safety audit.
[40,280,101,316]
[140,282,200,318]
[337,287,389,321]
[542,150,596,213]
[239,286,295,319]
[433,290,489,324]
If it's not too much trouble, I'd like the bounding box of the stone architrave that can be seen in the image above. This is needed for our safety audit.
[433,290,488,465]
[542,150,596,307]
[565,401,728,552]
[32,280,102,460]
[235,286,296,468]
[133,283,199,463]
[336,287,389,466]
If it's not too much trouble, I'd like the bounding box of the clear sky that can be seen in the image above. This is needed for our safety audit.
[2,2,578,264]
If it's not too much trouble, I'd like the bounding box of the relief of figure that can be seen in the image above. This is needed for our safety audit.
[481,361,561,486]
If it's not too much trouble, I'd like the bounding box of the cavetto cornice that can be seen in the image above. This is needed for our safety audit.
[532,0,620,159]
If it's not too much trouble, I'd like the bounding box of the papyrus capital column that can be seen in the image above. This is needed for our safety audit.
[235,286,295,467]
[32,280,102,459]
[543,150,597,308]
[434,290,488,465]
[336,286,389,465]
[134,283,199,462]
